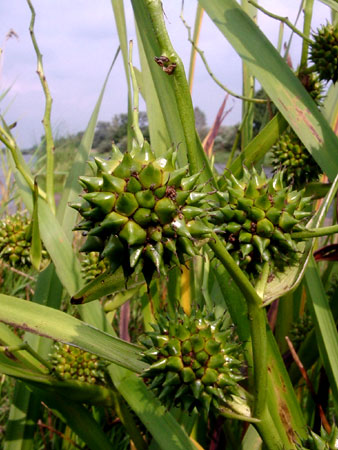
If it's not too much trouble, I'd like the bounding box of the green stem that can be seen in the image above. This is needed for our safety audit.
[0,125,47,200]
[300,0,314,68]
[128,40,144,147]
[291,224,338,239]
[209,234,267,419]
[187,4,204,92]
[248,0,313,44]
[27,0,55,214]
[144,0,201,174]
[226,110,248,169]
[1,342,54,373]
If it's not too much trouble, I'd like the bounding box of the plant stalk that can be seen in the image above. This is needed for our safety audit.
[300,0,314,68]
[291,224,338,239]
[208,234,267,419]
[27,0,55,213]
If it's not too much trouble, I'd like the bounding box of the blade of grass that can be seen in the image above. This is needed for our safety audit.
[187,4,204,92]
[0,294,147,373]
[111,0,133,150]
[27,0,55,213]
[305,257,338,408]
[240,0,256,149]
[4,381,41,450]
[221,113,288,184]
[71,267,144,305]
[108,366,197,450]
[318,0,338,13]
[30,179,42,270]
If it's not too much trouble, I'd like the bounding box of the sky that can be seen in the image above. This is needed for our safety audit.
[0,0,332,149]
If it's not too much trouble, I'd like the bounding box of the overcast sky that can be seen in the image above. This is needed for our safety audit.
[0,1,331,148]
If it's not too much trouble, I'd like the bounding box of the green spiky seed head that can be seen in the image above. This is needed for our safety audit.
[0,213,47,268]
[71,143,211,284]
[310,23,338,83]
[139,309,244,416]
[210,168,313,278]
[299,425,338,450]
[272,130,322,187]
[81,252,108,282]
[51,343,105,385]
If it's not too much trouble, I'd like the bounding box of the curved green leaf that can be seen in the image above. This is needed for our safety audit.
[0,295,147,373]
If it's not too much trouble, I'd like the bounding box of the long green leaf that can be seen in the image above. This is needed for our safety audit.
[30,180,41,270]
[12,164,83,296]
[71,267,143,304]
[4,382,41,450]
[305,257,338,406]
[318,0,338,13]
[199,0,338,181]
[109,367,197,450]
[0,294,147,373]
[226,113,288,181]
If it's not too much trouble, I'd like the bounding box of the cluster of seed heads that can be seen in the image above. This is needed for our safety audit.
[50,343,105,385]
[139,309,244,416]
[0,214,47,268]
[72,142,317,282]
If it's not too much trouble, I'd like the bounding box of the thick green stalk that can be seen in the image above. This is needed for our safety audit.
[291,224,338,239]
[208,234,267,419]
[209,238,296,448]
[27,0,55,213]
[128,40,144,147]
[144,0,201,174]
[187,4,204,92]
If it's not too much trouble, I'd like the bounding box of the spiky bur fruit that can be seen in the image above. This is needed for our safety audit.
[139,309,244,416]
[71,143,211,285]
[81,252,108,282]
[298,426,338,450]
[0,214,47,268]
[310,23,338,84]
[50,343,106,385]
[209,168,313,278]
[289,313,313,350]
[272,130,322,188]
